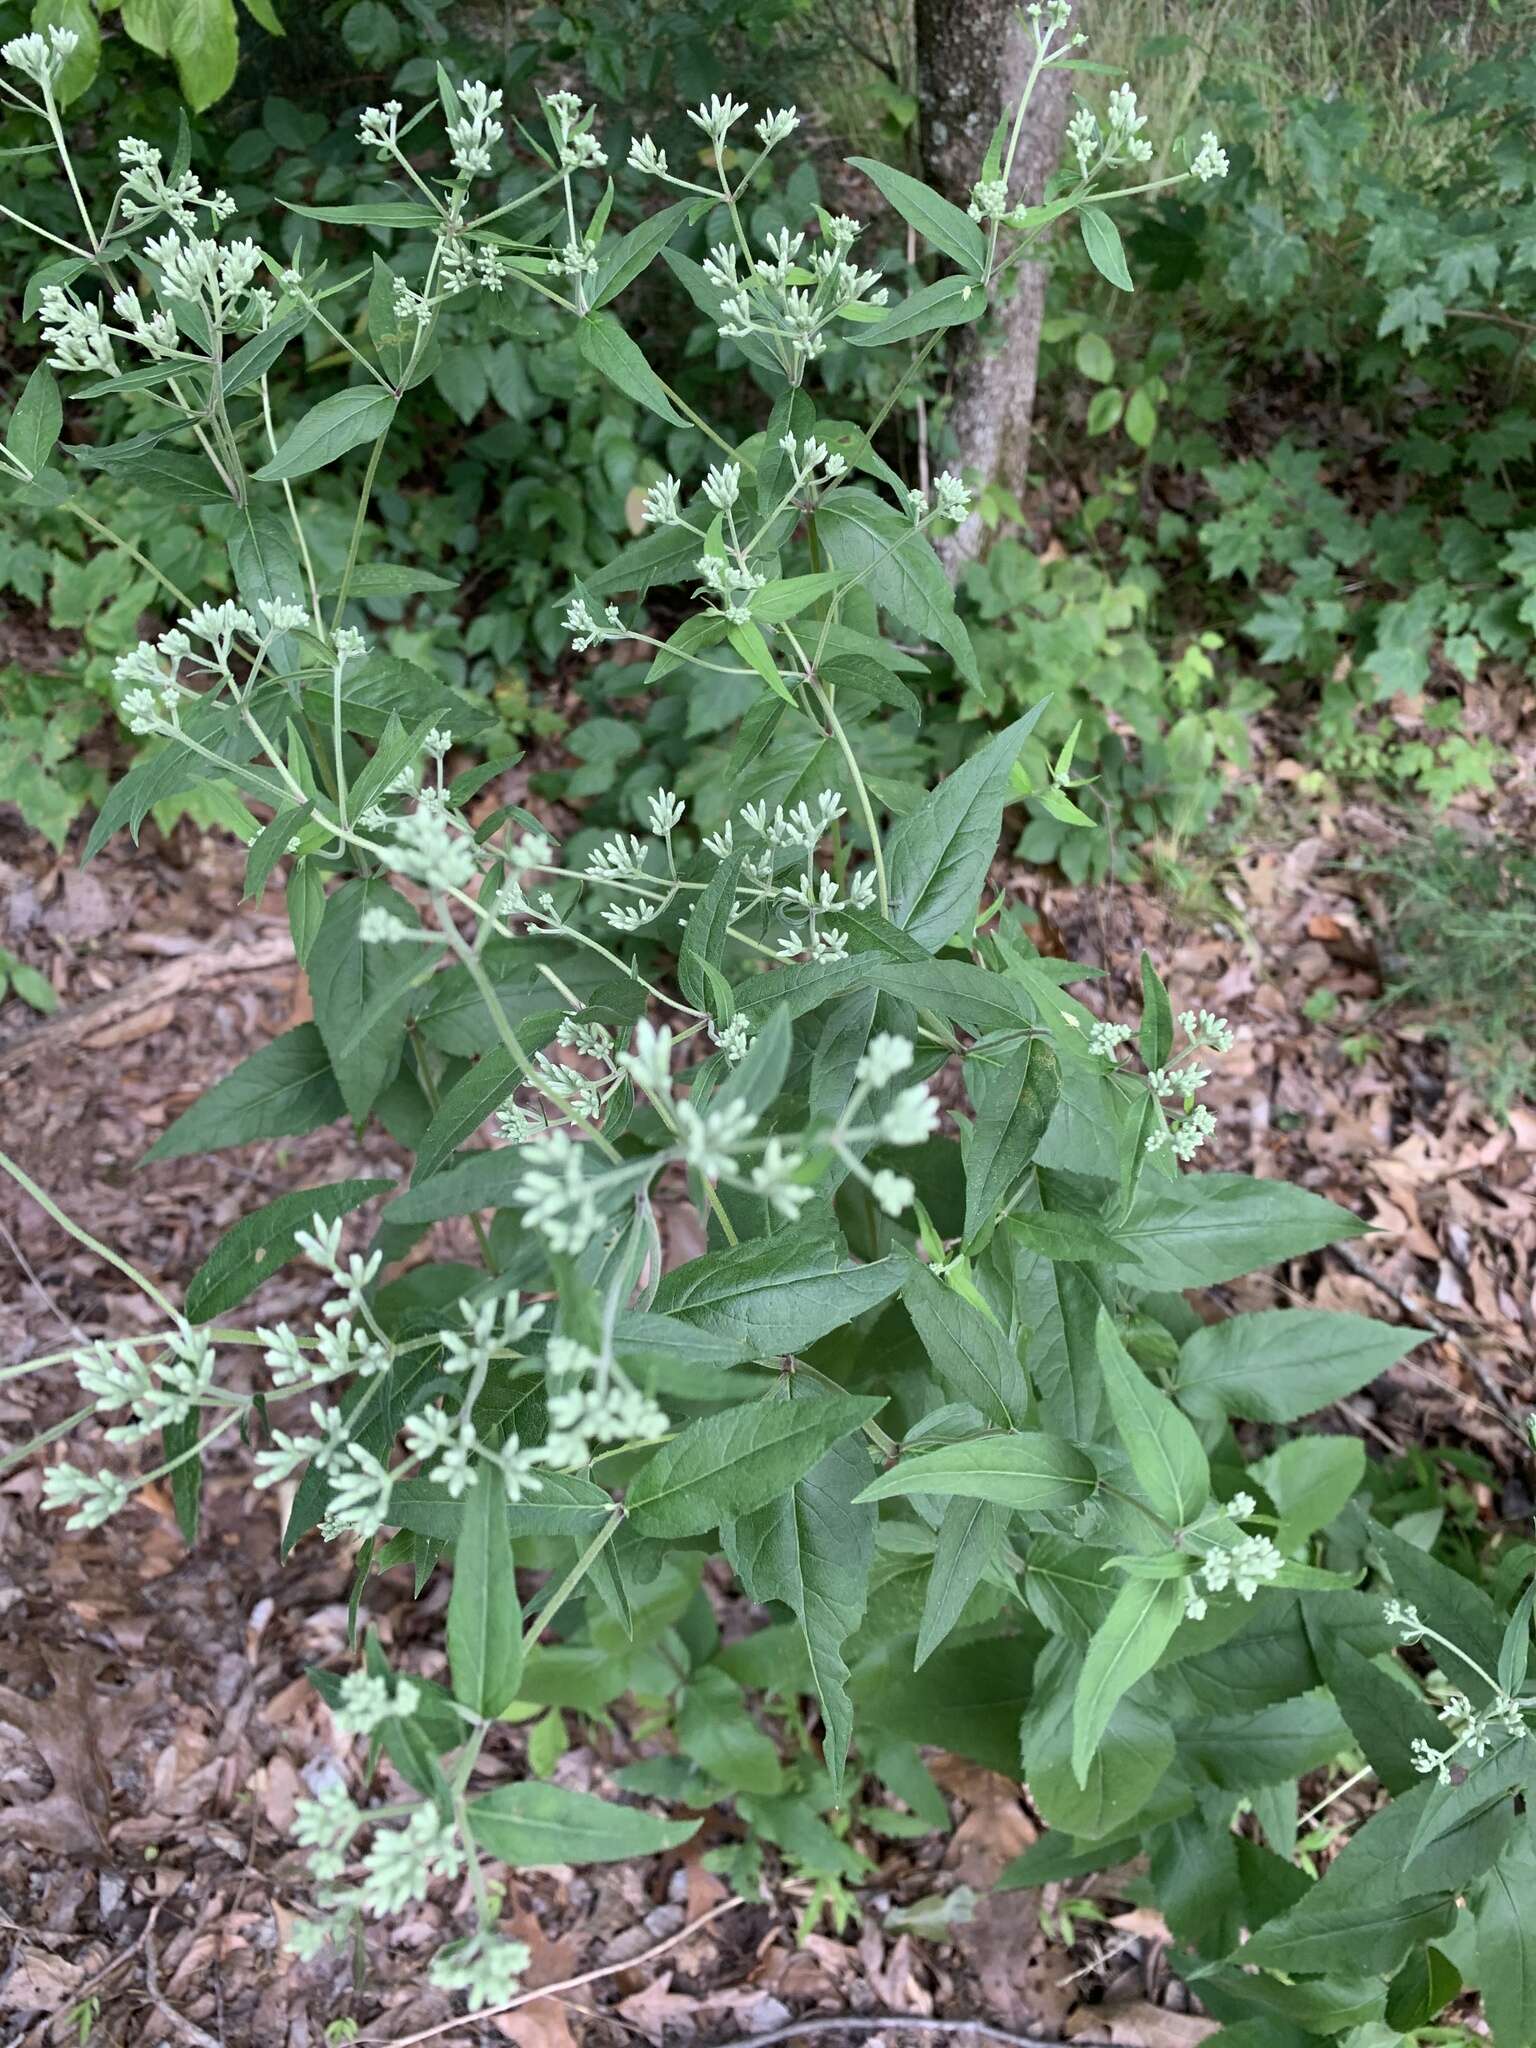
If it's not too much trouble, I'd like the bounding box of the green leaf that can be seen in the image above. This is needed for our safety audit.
[652,1222,902,1356]
[723,1434,873,1789]
[916,1497,1009,1670]
[1178,1695,1352,1792]
[1498,1576,1536,1698]
[412,1048,520,1185]
[749,572,842,623]
[1023,1644,1174,1840]
[675,1667,783,1794]
[162,0,238,108]
[183,1177,390,1322]
[854,1635,1037,1775]
[321,564,459,600]
[1474,1833,1536,2048]
[1074,331,1114,382]
[309,879,425,1121]
[1007,1208,1128,1264]
[845,158,986,274]
[1072,1576,1185,1784]
[1252,1435,1365,1551]
[847,274,988,348]
[679,850,746,1019]
[1117,1174,1369,1291]
[1311,1632,1445,1795]
[465,1782,697,1867]
[1385,1946,1462,2033]
[855,1431,1098,1509]
[163,1410,202,1544]
[816,488,978,684]
[901,1259,1029,1429]
[447,1462,523,1718]
[627,1392,883,1538]
[1243,1781,1468,1977]
[726,619,795,705]
[5,363,61,479]
[221,309,309,398]
[963,1037,1060,1246]
[141,1024,344,1164]
[1080,207,1133,290]
[591,196,693,308]
[287,864,324,967]
[885,708,1045,950]
[576,311,687,427]
[284,198,441,226]
[1138,952,1173,1070]
[1176,1309,1424,1422]
[254,386,398,482]
[1097,1309,1209,1526]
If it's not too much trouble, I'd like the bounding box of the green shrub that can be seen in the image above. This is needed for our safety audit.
[1031,20,1536,809]
[1367,826,1536,1117]
[4,14,1534,2041]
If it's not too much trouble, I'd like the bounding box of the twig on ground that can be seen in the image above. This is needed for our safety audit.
[142,1919,223,2048]
[1,1907,158,2048]
[0,935,294,1077]
[361,1897,747,2048]
[689,2019,1075,2048]
[1328,1240,1524,1429]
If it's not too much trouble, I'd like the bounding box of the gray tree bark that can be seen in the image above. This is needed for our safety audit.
[915,0,1073,571]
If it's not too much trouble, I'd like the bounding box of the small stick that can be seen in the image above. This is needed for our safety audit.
[361,1897,746,2048]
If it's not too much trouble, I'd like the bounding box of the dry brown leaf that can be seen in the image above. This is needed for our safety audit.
[1067,2000,1220,2048]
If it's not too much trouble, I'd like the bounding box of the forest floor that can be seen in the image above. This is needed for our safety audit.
[1,713,1533,2047]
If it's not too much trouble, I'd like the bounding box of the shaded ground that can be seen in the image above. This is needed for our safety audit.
[1,733,1532,2042]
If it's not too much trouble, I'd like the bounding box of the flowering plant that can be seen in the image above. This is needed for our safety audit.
[4,11,1533,2036]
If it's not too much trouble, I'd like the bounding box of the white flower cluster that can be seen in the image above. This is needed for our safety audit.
[448,79,504,179]
[699,790,878,963]
[704,215,887,376]
[289,1769,532,2010]
[40,202,273,378]
[905,471,972,525]
[1091,1003,1235,1163]
[1384,1598,1533,1785]
[1,24,79,92]
[544,89,606,173]
[71,1325,215,1444]
[1411,1689,1529,1786]
[628,97,874,380]
[1180,1497,1281,1620]
[562,594,625,653]
[117,137,237,234]
[112,598,314,734]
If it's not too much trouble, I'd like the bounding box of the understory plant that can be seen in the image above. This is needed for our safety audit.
[4,12,1536,2040]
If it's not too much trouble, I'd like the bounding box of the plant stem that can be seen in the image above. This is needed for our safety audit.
[521,1505,623,1650]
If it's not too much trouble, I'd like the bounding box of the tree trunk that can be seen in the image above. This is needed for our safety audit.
[915,0,1073,571]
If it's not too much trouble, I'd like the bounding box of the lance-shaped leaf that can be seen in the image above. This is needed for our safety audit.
[141,1024,344,1164]
[653,1222,902,1356]
[722,1436,875,1790]
[446,1462,523,1719]
[1072,1575,1185,1786]
[1097,1309,1209,1528]
[884,708,1046,951]
[183,1177,390,1323]
[856,1431,1097,1510]
[627,1392,883,1539]
[901,1259,1028,1429]
[963,1036,1060,1246]
[466,1782,696,1866]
